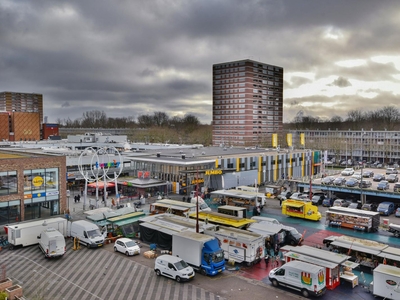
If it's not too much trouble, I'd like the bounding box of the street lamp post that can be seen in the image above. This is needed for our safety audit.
[360,133,366,205]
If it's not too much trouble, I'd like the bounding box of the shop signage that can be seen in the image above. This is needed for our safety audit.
[205,169,223,176]
[32,176,44,187]
[191,178,204,184]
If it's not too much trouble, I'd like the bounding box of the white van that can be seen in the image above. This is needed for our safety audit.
[38,228,66,258]
[68,220,105,248]
[154,254,195,282]
[269,260,326,298]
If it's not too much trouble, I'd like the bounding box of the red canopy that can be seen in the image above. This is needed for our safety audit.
[87,182,116,189]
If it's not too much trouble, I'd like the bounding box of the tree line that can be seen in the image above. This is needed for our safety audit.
[284,106,400,131]
[57,110,212,145]
[58,106,400,146]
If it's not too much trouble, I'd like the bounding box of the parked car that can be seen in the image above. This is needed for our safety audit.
[345,178,359,187]
[394,183,400,192]
[342,199,352,207]
[333,177,346,186]
[386,167,398,175]
[333,199,345,207]
[387,174,399,183]
[377,201,395,216]
[352,172,362,180]
[363,170,374,178]
[276,192,287,201]
[341,168,355,176]
[321,176,335,185]
[114,238,141,256]
[322,197,335,207]
[377,180,390,190]
[396,208,400,217]
[154,254,195,282]
[373,173,385,182]
[289,192,305,200]
[359,180,372,188]
[311,194,326,206]
[361,202,378,211]
[348,202,362,209]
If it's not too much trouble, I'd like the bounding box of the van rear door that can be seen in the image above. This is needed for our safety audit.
[49,239,57,253]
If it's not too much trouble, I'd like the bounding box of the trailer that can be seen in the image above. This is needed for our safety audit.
[203,224,264,265]
[371,264,400,299]
[5,217,68,249]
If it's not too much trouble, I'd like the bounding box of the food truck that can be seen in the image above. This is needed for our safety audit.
[281,245,354,290]
[326,206,380,232]
[281,199,322,221]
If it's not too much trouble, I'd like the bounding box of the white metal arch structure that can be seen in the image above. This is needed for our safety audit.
[78,146,123,210]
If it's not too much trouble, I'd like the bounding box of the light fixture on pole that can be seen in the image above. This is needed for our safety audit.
[360,133,366,205]
[308,150,313,201]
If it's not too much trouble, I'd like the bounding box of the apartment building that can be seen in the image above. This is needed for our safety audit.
[289,129,400,164]
[0,91,44,141]
[212,59,283,147]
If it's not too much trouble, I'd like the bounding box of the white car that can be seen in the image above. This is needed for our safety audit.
[114,238,141,256]
[341,168,355,176]
[154,255,195,282]
[288,192,304,200]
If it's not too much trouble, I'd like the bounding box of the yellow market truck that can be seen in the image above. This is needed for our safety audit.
[282,200,321,221]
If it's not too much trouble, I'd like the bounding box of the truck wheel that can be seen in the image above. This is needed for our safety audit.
[271,279,279,287]
[200,268,207,276]
[290,240,296,246]
[114,247,117,252]
[176,276,181,283]
[301,289,310,298]
[395,232,400,238]
[155,269,161,276]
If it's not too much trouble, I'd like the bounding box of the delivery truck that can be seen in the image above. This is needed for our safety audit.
[5,217,68,249]
[38,227,66,258]
[172,231,225,276]
[269,260,326,298]
[68,220,105,248]
[203,224,264,265]
[371,264,400,300]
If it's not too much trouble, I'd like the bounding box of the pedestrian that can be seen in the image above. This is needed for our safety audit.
[77,194,81,202]
[270,255,276,267]
[80,187,83,196]
[74,195,77,203]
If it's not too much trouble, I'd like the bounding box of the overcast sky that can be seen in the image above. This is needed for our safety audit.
[1,0,399,124]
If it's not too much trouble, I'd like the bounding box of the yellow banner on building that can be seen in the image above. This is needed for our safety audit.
[286,133,292,147]
[272,133,278,148]
[300,133,305,146]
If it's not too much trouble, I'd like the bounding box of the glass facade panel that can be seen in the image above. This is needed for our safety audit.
[0,200,21,225]
[0,171,18,195]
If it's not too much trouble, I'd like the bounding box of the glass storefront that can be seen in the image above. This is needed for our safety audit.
[0,200,21,225]
[23,168,60,221]
[0,171,18,195]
